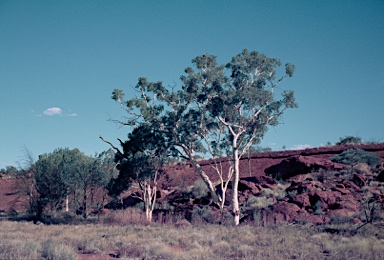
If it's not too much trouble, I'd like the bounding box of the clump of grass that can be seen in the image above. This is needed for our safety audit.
[0,239,40,259]
[42,239,76,260]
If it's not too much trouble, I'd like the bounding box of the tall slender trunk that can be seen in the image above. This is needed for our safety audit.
[232,136,240,226]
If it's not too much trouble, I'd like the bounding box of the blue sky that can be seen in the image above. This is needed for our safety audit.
[1,1,383,169]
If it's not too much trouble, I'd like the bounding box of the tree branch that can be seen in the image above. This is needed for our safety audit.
[99,136,123,155]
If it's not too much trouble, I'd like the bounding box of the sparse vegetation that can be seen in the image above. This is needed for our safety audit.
[0,219,384,259]
[1,133,383,258]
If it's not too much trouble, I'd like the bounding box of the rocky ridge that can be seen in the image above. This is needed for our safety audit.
[1,144,384,225]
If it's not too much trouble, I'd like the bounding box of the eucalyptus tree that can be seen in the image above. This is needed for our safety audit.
[110,49,297,225]
[101,125,167,222]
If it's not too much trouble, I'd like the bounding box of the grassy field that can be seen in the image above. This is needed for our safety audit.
[1,209,384,259]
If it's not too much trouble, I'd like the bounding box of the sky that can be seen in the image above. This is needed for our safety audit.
[1,0,384,169]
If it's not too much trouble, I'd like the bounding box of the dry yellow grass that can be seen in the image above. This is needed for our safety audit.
[1,213,384,259]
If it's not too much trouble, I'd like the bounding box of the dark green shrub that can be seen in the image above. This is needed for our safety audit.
[330,149,381,167]
[336,136,362,145]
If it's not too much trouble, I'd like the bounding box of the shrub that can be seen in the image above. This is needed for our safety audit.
[352,163,371,175]
[336,136,362,145]
[191,179,210,198]
[260,183,288,200]
[246,195,275,209]
[330,149,381,167]
[42,239,76,260]
[192,206,216,224]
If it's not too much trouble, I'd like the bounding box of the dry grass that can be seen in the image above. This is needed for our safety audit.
[1,212,384,259]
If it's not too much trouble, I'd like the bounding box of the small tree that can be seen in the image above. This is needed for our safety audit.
[32,148,113,219]
[61,149,112,219]
[34,148,70,215]
[102,125,167,222]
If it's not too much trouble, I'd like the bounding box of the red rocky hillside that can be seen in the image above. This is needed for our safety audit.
[1,143,384,225]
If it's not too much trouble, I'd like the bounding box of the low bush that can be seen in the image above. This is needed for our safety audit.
[191,179,210,198]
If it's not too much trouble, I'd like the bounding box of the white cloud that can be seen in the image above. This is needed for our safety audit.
[43,107,63,116]
[41,107,78,117]
[291,144,312,150]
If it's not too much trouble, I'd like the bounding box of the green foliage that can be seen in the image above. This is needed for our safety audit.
[336,136,362,145]
[191,179,210,198]
[245,195,275,209]
[33,148,113,219]
[34,148,71,214]
[111,49,296,162]
[111,49,297,224]
[260,183,288,200]
[107,124,167,197]
[330,149,381,167]
[4,166,18,175]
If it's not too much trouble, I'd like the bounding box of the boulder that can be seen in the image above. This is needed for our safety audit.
[290,193,311,208]
[338,195,360,212]
[306,215,331,225]
[332,187,350,195]
[271,201,301,215]
[296,182,317,196]
[352,174,366,187]
[343,181,360,191]
[238,179,260,194]
[311,190,337,210]
[328,208,357,217]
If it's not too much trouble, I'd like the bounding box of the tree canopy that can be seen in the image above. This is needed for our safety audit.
[110,49,298,225]
[33,148,114,219]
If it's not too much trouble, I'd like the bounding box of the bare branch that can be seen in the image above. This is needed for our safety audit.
[99,136,123,155]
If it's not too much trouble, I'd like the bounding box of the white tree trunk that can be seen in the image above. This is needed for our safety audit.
[143,182,156,222]
[183,146,221,204]
[232,147,240,225]
[65,194,69,212]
